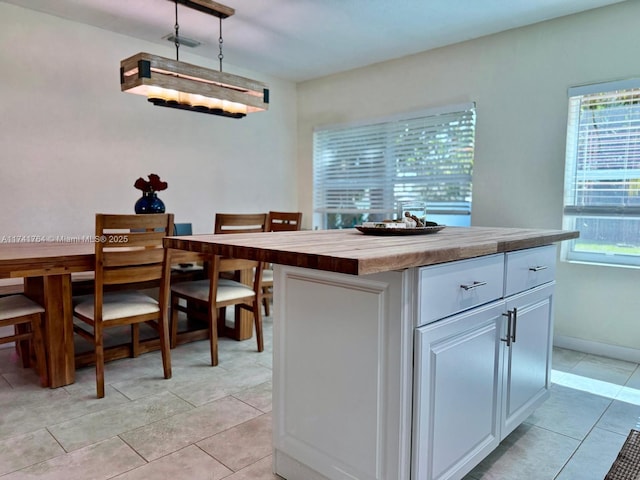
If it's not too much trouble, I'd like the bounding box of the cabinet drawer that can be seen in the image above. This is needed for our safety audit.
[504,245,556,297]
[418,254,504,326]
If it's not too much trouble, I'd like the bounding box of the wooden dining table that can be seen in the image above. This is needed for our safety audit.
[0,241,94,387]
[0,240,256,388]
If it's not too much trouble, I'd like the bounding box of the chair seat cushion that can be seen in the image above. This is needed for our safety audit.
[0,295,44,321]
[171,278,255,303]
[74,292,159,321]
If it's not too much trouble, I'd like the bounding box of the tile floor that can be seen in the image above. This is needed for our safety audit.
[1,315,638,480]
[0,315,279,480]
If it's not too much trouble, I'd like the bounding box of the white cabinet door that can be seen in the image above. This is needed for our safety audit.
[413,301,505,480]
[501,282,554,439]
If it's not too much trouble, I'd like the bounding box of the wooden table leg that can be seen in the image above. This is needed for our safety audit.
[24,275,75,388]
[232,268,255,341]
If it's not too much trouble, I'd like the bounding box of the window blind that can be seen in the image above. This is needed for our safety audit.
[313,104,476,228]
[562,80,640,267]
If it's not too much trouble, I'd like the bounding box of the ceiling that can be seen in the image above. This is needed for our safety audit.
[3,0,628,82]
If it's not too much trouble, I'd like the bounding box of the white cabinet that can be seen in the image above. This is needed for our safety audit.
[501,282,554,439]
[273,246,557,480]
[413,246,556,480]
[501,245,556,439]
[413,301,505,480]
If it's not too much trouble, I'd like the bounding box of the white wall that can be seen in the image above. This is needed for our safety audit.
[0,3,298,237]
[296,2,640,354]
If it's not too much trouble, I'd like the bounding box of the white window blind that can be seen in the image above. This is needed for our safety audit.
[562,79,640,267]
[313,103,475,229]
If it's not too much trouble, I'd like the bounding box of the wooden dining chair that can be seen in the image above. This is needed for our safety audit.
[169,213,267,366]
[261,211,303,315]
[0,294,48,386]
[71,221,197,295]
[267,211,302,232]
[214,213,267,234]
[214,213,267,340]
[173,223,193,236]
[169,254,264,366]
[73,213,174,398]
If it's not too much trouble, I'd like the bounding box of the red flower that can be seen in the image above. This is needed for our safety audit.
[134,174,168,192]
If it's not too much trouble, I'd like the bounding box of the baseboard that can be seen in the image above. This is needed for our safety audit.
[554,335,640,363]
[274,450,330,480]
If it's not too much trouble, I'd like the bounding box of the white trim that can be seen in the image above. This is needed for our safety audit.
[554,335,640,363]
[568,78,640,97]
[274,450,330,480]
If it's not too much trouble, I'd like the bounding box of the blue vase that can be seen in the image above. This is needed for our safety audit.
[134,191,165,214]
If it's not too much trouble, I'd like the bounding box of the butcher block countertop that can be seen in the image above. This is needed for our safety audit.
[164,226,579,276]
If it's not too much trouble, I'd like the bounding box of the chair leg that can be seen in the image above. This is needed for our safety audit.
[30,313,48,387]
[217,306,227,337]
[253,299,264,353]
[262,287,271,317]
[170,295,179,348]
[94,322,105,399]
[131,324,140,358]
[209,306,219,366]
[15,323,32,368]
[158,313,172,380]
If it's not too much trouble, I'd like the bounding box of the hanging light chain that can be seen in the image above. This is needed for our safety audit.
[218,16,224,72]
[174,0,180,61]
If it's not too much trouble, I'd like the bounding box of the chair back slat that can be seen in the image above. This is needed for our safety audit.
[102,247,164,268]
[267,211,302,232]
[102,264,163,285]
[99,213,170,230]
[218,257,259,273]
[214,213,267,234]
[170,249,205,264]
[100,231,167,248]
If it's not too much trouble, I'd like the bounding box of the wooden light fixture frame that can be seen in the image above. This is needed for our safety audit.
[120,0,269,118]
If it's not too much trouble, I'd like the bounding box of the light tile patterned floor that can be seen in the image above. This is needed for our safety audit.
[0,315,280,480]
[1,315,637,480]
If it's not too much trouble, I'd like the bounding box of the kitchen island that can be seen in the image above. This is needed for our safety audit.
[164,226,578,480]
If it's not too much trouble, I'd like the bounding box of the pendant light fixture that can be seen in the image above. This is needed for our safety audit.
[120,0,269,119]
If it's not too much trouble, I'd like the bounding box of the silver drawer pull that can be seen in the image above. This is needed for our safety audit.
[529,265,548,272]
[460,281,487,291]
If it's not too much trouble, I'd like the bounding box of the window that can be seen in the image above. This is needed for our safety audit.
[313,103,475,229]
[562,79,640,268]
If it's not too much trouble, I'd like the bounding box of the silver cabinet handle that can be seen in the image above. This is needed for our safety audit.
[460,281,487,291]
[501,311,512,346]
[529,265,548,272]
[501,308,517,346]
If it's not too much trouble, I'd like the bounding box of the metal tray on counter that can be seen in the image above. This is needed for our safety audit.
[355,225,446,235]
